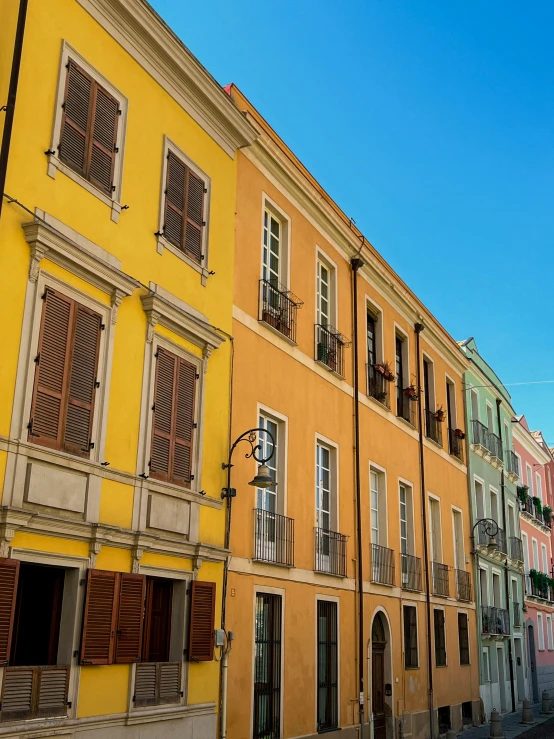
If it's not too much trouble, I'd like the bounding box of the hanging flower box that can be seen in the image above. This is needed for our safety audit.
[454,428,466,439]
[374,362,395,382]
[403,385,419,401]
[433,406,446,423]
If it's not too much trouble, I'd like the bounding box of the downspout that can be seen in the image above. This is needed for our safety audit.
[0,0,28,221]
[496,398,516,712]
[414,322,434,739]
[351,256,366,739]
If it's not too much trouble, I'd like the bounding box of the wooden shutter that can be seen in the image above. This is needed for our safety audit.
[150,348,175,481]
[115,573,146,664]
[164,152,186,249]
[158,662,181,704]
[63,304,101,457]
[188,581,215,662]
[28,290,72,449]
[59,60,92,175]
[80,570,119,665]
[134,662,157,707]
[173,358,196,485]
[184,169,205,264]
[89,85,119,195]
[0,558,20,664]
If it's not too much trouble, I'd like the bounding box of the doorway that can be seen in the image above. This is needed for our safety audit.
[527,623,539,703]
[514,637,525,702]
[497,645,507,712]
[371,613,389,739]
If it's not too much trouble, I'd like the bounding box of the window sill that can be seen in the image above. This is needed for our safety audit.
[315,359,344,380]
[313,569,347,579]
[259,319,297,346]
[156,236,209,286]
[252,558,294,569]
[367,394,391,411]
[425,434,443,450]
[396,414,417,430]
[47,155,122,223]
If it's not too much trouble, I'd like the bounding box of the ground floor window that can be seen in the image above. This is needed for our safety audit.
[458,613,470,665]
[403,605,418,668]
[317,600,338,731]
[253,593,282,739]
[433,609,446,667]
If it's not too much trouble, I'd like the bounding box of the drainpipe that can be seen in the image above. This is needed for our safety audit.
[351,256,366,739]
[414,322,434,739]
[496,399,516,712]
[0,0,28,221]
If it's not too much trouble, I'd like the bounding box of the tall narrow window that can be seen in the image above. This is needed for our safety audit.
[317,601,338,732]
[475,479,485,521]
[163,150,206,264]
[482,647,490,682]
[533,539,539,571]
[396,336,405,412]
[400,485,408,555]
[453,510,464,571]
[429,498,442,563]
[470,390,479,421]
[526,464,533,496]
[263,209,281,286]
[142,578,172,663]
[536,474,543,503]
[547,615,553,650]
[490,490,499,526]
[253,593,282,739]
[542,544,548,574]
[492,573,501,608]
[257,415,278,513]
[434,609,447,667]
[317,261,330,327]
[486,404,494,433]
[316,444,331,532]
[458,613,470,665]
[367,312,376,366]
[446,380,456,427]
[538,613,545,650]
[370,470,379,545]
[423,359,435,411]
[403,605,418,668]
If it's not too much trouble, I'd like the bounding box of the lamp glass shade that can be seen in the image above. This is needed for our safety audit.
[248,464,275,489]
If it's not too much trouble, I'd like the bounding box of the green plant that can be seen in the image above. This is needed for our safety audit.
[530,568,539,584]
[517,485,529,503]
[543,506,552,523]
[533,496,543,514]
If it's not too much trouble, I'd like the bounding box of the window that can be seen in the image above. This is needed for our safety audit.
[317,258,336,327]
[316,443,332,532]
[367,311,377,366]
[258,414,279,513]
[370,470,380,544]
[452,509,464,571]
[317,600,338,731]
[434,609,446,666]
[527,464,534,496]
[538,613,545,650]
[458,613,470,665]
[547,615,553,650]
[396,333,411,423]
[490,489,500,526]
[482,647,490,682]
[479,569,488,606]
[470,389,479,421]
[149,346,197,487]
[536,473,543,503]
[253,593,282,739]
[429,497,442,563]
[28,288,102,458]
[532,539,539,571]
[367,307,387,404]
[423,358,435,411]
[492,572,501,608]
[486,403,494,433]
[446,379,456,428]
[475,479,485,520]
[399,484,414,555]
[158,140,210,272]
[542,544,548,574]
[263,208,282,286]
[403,605,418,668]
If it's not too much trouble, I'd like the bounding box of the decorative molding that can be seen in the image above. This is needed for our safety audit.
[131,546,143,573]
[75,0,257,158]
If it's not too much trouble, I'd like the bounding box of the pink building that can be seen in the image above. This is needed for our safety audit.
[513,416,554,701]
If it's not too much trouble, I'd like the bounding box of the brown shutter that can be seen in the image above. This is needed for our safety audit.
[150,348,175,481]
[188,581,215,662]
[59,60,92,175]
[28,290,73,449]
[63,304,101,457]
[164,152,186,249]
[173,358,196,485]
[88,85,119,195]
[0,559,20,664]
[81,570,119,665]
[184,169,205,264]
[115,573,146,664]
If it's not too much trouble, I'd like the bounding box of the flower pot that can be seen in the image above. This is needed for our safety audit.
[454,429,465,439]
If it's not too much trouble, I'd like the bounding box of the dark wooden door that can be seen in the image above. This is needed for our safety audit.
[143,578,172,663]
[372,644,386,739]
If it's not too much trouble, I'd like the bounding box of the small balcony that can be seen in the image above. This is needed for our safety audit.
[475,521,506,555]
[397,391,417,427]
[367,364,390,408]
[259,279,302,343]
[425,409,443,446]
[432,562,450,597]
[0,665,70,722]
[315,324,348,376]
[254,508,294,567]
[314,527,347,577]
[513,602,521,629]
[488,431,503,461]
[401,553,422,592]
[448,428,465,462]
[505,450,520,477]
[471,419,489,448]
[456,569,472,602]
[509,536,524,563]
[481,606,510,636]
[370,543,395,586]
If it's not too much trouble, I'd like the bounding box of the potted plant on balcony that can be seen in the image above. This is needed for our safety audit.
[544,505,552,524]
[533,496,543,515]
[433,406,446,423]
[517,485,529,504]
[454,428,466,439]
[374,361,395,382]
[530,568,539,590]
[403,384,419,401]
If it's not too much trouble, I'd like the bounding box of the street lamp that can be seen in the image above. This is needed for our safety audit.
[472,517,499,552]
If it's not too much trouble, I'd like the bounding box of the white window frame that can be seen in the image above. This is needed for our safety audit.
[156,136,212,285]
[451,506,465,571]
[536,473,543,504]
[532,538,539,571]
[316,248,338,329]
[527,464,534,496]
[445,373,457,428]
[491,569,502,608]
[399,479,415,556]
[422,353,436,413]
[315,434,339,532]
[538,612,545,650]
[547,615,553,650]
[428,493,443,563]
[260,194,291,289]
[515,453,523,483]
[485,401,495,433]
[47,41,128,223]
[542,543,548,574]
[256,404,288,515]
[482,647,491,682]
[470,389,480,422]
[369,462,388,547]
[365,296,384,367]
[315,594,341,728]
[394,324,410,391]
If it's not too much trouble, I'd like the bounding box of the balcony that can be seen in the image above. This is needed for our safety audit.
[475,521,506,556]
[134,662,181,707]
[488,432,503,461]
[448,428,465,463]
[521,498,551,530]
[425,409,443,446]
[397,391,417,427]
[401,553,422,592]
[259,279,302,343]
[471,421,503,467]
[505,450,520,479]
[471,419,489,448]
[315,324,348,376]
[254,508,294,567]
[432,562,450,597]
[314,528,347,577]
[367,364,390,408]
[370,544,395,586]
[481,606,510,636]
[0,665,69,721]
[509,536,524,563]
[456,569,472,602]
[513,602,521,629]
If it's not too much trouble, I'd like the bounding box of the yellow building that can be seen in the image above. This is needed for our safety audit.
[224,86,480,739]
[0,1,255,737]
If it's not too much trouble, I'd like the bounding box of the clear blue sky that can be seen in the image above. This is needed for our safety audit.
[152,0,554,442]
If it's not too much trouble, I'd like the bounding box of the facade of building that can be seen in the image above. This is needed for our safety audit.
[512,418,554,701]
[224,85,480,739]
[460,339,526,719]
[0,1,256,737]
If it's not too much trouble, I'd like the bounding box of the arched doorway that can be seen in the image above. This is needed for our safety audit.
[371,612,389,739]
[527,622,539,703]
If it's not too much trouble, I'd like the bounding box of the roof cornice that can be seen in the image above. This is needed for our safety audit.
[513,422,551,465]
[76,0,258,157]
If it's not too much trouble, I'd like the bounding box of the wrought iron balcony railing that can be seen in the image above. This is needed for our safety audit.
[509,537,524,563]
[401,553,422,592]
[254,508,294,567]
[471,419,489,448]
[314,527,347,577]
[496,527,507,554]
[259,279,302,342]
[513,602,521,629]
[315,324,348,376]
[370,543,395,586]
[425,409,443,446]
[488,431,503,460]
[397,391,417,426]
[367,364,390,408]
[505,450,519,477]
[456,569,472,602]
[481,606,510,635]
[448,428,464,462]
[432,561,449,597]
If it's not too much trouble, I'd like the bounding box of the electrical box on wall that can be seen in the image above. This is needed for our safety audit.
[214,629,225,647]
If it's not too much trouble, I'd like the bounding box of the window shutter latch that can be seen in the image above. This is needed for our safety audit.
[95,379,100,388]
[34,353,40,364]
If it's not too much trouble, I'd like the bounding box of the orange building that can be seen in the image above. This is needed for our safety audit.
[222,86,480,739]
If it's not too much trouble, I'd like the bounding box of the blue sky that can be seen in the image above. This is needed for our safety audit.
[152,0,554,441]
